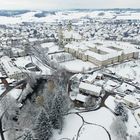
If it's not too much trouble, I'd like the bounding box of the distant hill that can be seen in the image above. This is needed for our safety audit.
[0,9,140,17]
[34,11,56,18]
[0,10,30,17]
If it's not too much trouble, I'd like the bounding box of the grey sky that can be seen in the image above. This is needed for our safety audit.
[0,0,140,10]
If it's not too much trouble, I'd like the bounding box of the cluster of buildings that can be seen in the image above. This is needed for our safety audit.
[56,20,139,67]
[0,56,25,80]
[0,12,140,89]
[69,71,140,109]
[57,16,140,44]
[69,72,104,106]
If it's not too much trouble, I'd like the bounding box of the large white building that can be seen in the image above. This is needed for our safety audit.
[64,40,139,66]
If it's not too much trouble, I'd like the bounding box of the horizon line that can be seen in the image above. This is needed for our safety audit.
[0,8,140,11]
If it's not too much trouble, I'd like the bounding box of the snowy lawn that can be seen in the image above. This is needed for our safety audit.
[60,59,97,73]
[52,107,116,140]
[52,114,83,140]
[126,110,140,135]
[78,124,109,140]
[80,107,115,131]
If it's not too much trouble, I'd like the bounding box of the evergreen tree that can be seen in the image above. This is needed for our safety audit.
[115,102,124,115]
[50,92,69,132]
[115,102,128,122]
[34,109,52,140]
[50,93,64,130]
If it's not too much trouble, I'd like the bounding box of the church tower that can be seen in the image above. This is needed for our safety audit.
[58,22,63,47]
[67,20,72,31]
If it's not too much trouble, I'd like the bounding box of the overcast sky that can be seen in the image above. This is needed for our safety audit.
[0,0,140,10]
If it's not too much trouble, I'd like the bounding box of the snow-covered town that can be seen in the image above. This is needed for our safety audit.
[0,5,140,140]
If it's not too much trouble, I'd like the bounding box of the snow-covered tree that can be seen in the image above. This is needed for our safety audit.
[50,93,64,131]
[0,95,19,140]
[115,102,128,122]
[24,44,32,56]
[18,100,39,130]
[115,102,124,115]
[50,92,70,132]
[42,82,55,110]
[22,129,34,140]
[34,109,52,140]
[52,68,70,89]
[84,96,96,108]
[26,72,39,88]
[130,134,140,140]
[3,47,13,58]
[121,111,128,122]
[18,83,33,102]
[110,117,127,140]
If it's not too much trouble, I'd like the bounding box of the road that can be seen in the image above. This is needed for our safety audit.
[103,72,140,90]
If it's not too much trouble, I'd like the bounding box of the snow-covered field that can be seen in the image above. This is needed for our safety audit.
[52,103,140,140]
[52,107,116,140]
[78,125,109,140]
[1,10,140,25]
[52,114,83,140]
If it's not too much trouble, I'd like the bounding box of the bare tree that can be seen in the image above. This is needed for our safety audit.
[84,96,96,108]
[0,95,19,140]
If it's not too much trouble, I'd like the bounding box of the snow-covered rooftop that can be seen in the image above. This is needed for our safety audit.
[65,40,139,61]
[79,82,102,96]
[123,95,139,105]
[0,56,22,76]
[76,94,88,103]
